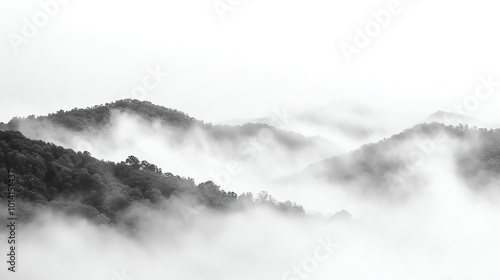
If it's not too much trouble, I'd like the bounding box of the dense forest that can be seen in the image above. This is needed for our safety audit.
[300,122,500,191]
[0,99,198,131]
[0,99,337,158]
[0,130,304,224]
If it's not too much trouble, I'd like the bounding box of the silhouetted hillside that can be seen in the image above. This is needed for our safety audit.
[0,130,304,224]
[293,122,500,192]
[220,100,415,152]
[1,99,198,131]
[0,99,339,163]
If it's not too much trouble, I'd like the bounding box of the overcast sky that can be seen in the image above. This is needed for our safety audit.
[1,0,500,124]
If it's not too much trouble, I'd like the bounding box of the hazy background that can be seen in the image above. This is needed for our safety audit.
[1,0,500,124]
[2,0,500,279]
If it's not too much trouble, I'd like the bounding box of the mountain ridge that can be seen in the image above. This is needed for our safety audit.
[284,122,500,194]
[0,130,305,224]
[0,99,341,187]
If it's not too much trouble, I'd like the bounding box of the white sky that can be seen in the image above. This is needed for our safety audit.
[1,0,500,124]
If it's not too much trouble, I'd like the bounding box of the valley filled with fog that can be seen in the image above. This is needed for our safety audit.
[1,100,500,280]
[2,0,500,278]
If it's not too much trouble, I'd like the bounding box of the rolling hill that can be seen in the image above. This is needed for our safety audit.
[0,130,304,224]
[287,122,500,194]
[0,99,340,186]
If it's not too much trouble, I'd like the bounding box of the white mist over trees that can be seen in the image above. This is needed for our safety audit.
[2,99,500,279]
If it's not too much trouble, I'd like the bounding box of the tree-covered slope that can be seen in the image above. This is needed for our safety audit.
[0,99,339,168]
[294,122,500,191]
[0,130,304,223]
[1,99,198,131]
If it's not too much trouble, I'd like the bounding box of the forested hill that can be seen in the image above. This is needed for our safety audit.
[0,99,339,159]
[0,130,304,224]
[0,99,198,131]
[292,122,500,191]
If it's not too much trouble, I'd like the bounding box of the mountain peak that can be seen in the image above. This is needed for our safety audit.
[1,99,198,132]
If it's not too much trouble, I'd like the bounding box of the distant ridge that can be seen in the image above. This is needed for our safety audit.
[285,122,500,193]
[426,110,489,128]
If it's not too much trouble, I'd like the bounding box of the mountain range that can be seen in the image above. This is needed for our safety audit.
[2,99,500,220]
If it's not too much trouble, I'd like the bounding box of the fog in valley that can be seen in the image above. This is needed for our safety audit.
[2,0,500,279]
[2,103,500,280]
